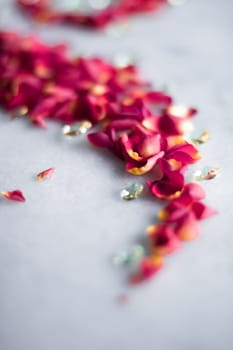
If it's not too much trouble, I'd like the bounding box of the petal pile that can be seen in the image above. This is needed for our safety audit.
[0,31,171,129]
[16,0,167,29]
[0,32,217,283]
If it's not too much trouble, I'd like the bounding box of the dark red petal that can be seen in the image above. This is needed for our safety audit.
[1,190,26,202]
[130,256,163,284]
[140,256,163,278]
[145,91,172,105]
[147,165,184,200]
[87,132,113,149]
[192,201,218,220]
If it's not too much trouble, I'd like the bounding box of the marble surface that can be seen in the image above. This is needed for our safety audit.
[0,1,232,349]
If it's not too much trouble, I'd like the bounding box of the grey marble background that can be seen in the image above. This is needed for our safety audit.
[0,1,232,349]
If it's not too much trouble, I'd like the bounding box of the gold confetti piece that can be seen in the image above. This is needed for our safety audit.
[193,167,221,181]
[192,130,209,146]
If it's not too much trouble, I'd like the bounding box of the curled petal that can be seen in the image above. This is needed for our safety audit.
[158,105,196,135]
[166,143,201,166]
[147,170,184,200]
[126,151,164,175]
[142,116,160,133]
[158,115,183,136]
[1,190,26,202]
[138,134,163,158]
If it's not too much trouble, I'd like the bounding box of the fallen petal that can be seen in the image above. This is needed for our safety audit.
[1,190,26,202]
[37,167,55,182]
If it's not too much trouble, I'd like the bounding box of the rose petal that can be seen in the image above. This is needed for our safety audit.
[1,190,26,202]
[147,224,180,255]
[192,202,218,220]
[37,167,55,182]
[126,151,164,175]
[88,132,113,149]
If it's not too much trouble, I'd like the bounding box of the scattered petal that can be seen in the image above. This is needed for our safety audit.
[130,255,163,284]
[147,224,180,255]
[37,167,55,182]
[1,190,26,202]
[117,294,130,304]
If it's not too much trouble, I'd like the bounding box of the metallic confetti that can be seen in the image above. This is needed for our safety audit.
[113,245,145,266]
[113,53,138,68]
[193,167,221,181]
[120,183,144,201]
[191,130,209,146]
[10,106,28,119]
[62,121,93,137]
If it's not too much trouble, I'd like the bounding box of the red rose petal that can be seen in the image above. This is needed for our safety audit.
[37,167,55,182]
[1,190,26,202]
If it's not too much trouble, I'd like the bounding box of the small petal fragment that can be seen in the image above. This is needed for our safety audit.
[37,167,55,182]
